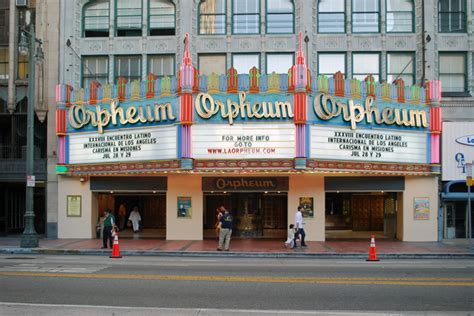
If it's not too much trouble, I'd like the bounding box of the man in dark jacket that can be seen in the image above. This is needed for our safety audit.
[217,207,233,251]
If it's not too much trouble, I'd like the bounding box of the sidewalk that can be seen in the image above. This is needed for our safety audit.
[0,237,473,258]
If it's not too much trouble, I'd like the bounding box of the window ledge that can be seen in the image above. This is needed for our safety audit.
[442,92,472,98]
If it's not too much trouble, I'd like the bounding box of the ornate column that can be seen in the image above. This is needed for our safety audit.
[292,32,308,169]
[178,33,194,169]
[426,80,442,172]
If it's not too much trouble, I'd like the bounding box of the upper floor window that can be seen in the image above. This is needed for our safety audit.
[199,0,226,35]
[439,0,466,33]
[318,53,345,77]
[198,54,227,75]
[149,0,175,36]
[232,53,259,73]
[148,55,174,77]
[116,0,142,36]
[18,53,28,80]
[83,0,109,37]
[318,0,345,33]
[352,0,379,33]
[233,0,259,34]
[266,53,293,74]
[353,53,380,81]
[266,0,294,34]
[82,56,109,88]
[386,0,414,32]
[439,53,466,93]
[115,55,141,82]
[0,47,8,80]
[387,53,414,86]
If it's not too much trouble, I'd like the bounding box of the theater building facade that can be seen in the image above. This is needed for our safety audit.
[55,37,443,242]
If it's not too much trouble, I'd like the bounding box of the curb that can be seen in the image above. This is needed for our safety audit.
[1,248,473,259]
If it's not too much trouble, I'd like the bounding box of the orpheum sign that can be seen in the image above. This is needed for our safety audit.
[202,177,289,192]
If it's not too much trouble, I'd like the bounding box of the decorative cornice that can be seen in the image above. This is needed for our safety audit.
[64,160,181,175]
[307,160,432,175]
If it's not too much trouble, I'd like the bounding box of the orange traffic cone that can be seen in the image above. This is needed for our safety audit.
[110,230,122,259]
[366,235,379,261]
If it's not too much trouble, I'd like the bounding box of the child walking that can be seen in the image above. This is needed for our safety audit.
[284,224,298,249]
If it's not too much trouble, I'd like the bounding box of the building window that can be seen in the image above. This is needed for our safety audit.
[352,0,379,33]
[318,53,345,77]
[82,56,109,88]
[199,0,226,35]
[439,0,466,33]
[387,53,414,86]
[232,54,259,74]
[353,53,380,81]
[148,55,174,77]
[83,0,109,37]
[18,54,28,80]
[318,0,345,33]
[198,54,226,75]
[116,0,142,36]
[0,47,8,80]
[386,0,413,32]
[439,53,466,92]
[266,53,293,74]
[149,0,175,36]
[232,0,259,34]
[266,0,294,34]
[115,55,141,83]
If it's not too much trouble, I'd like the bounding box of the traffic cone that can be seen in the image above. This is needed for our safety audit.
[110,230,122,259]
[366,235,379,261]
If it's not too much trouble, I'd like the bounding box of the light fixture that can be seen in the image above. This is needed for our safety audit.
[79,176,88,183]
[34,45,44,64]
[18,31,29,56]
[153,190,157,194]
[110,191,114,194]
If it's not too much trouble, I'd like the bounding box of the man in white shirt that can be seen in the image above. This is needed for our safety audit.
[294,206,307,247]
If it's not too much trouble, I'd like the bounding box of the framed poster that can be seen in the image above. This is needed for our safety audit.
[177,196,192,218]
[299,197,314,218]
[67,195,82,217]
[414,197,430,220]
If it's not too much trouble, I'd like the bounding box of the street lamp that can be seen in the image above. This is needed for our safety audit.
[19,15,44,248]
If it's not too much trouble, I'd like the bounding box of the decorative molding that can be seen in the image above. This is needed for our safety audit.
[194,160,294,170]
[307,160,433,174]
[65,160,182,175]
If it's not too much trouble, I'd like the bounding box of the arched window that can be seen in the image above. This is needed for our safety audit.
[116,0,142,36]
[438,0,466,33]
[149,0,175,36]
[232,0,259,34]
[266,0,294,34]
[352,0,379,33]
[318,0,345,33]
[386,0,414,32]
[199,0,226,35]
[83,0,109,37]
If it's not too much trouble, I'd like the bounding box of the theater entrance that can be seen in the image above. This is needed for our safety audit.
[203,192,287,238]
[98,193,166,238]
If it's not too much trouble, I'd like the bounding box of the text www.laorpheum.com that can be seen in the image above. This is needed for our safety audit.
[207,148,276,154]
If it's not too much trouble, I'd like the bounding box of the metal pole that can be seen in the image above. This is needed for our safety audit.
[20,23,38,248]
[468,182,471,242]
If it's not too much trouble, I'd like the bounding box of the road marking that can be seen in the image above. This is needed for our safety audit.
[0,264,106,274]
[0,271,473,287]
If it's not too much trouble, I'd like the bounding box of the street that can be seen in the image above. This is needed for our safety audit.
[0,255,472,315]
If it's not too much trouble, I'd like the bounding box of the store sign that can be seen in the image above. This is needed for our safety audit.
[313,93,429,130]
[68,99,177,134]
[68,126,177,164]
[194,92,293,125]
[442,122,474,181]
[192,123,295,159]
[310,126,427,164]
[202,177,289,192]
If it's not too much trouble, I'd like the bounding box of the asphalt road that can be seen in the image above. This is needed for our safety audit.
[0,255,472,314]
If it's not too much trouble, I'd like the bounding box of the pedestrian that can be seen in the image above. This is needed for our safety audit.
[215,206,224,238]
[284,224,298,249]
[118,203,127,230]
[294,206,307,247]
[128,206,142,233]
[100,208,115,249]
[217,207,232,251]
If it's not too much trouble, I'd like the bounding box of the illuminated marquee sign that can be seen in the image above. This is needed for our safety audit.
[192,123,295,159]
[202,177,289,191]
[68,126,177,164]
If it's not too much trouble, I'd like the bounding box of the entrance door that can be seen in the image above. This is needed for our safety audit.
[352,195,384,231]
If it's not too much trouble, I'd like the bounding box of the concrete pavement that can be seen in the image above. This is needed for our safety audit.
[0,237,472,258]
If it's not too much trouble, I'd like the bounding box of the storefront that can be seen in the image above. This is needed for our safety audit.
[55,36,442,242]
[441,122,474,239]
